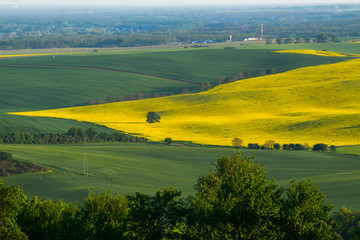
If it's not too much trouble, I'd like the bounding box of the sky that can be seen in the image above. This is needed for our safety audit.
[3,0,360,6]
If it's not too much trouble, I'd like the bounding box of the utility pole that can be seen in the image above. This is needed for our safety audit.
[84,137,88,177]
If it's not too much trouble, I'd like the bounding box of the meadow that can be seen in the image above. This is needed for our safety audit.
[0,42,354,133]
[1,42,360,212]
[14,55,360,146]
[0,143,359,211]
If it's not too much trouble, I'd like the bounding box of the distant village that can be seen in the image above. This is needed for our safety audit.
[168,35,261,46]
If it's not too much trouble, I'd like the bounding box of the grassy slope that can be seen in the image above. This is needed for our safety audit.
[15,57,360,146]
[0,143,359,210]
[0,65,187,133]
[0,44,350,133]
[1,48,347,84]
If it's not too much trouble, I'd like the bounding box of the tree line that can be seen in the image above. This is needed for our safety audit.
[216,68,276,86]
[0,152,358,239]
[0,127,147,144]
[233,138,335,152]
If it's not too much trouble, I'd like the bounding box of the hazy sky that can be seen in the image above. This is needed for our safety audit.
[3,0,360,6]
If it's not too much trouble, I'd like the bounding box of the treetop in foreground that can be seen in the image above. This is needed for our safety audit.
[0,152,343,239]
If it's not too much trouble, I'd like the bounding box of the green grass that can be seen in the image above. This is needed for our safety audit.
[1,143,360,211]
[0,45,350,134]
[2,48,347,84]
[336,146,360,156]
[0,65,189,133]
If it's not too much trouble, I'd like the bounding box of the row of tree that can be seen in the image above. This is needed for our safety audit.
[217,68,276,85]
[0,127,147,144]
[233,138,336,152]
[0,153,358,239]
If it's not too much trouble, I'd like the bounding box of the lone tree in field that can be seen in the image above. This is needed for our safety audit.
[231,137,243,148]
[146,112,161,123]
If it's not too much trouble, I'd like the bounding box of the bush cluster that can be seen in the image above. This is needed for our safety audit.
[0,151,48,177]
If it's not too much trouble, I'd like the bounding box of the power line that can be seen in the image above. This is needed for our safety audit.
[84,137,88,177]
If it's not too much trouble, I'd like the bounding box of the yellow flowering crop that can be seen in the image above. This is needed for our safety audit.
[0,52,76,58]
[273,49,360,57]
[10,58,360,146]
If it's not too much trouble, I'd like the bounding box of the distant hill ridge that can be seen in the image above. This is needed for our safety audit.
[11,56,360,146]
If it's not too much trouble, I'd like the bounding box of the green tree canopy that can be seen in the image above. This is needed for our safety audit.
[188,153,283,239]
[187,152,336,239]
[147,112,161,123]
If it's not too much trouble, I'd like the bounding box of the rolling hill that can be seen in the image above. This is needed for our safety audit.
[0,45,349,134]
[11,54,360,146]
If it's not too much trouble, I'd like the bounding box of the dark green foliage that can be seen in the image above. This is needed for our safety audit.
[266,68,276,75]
[18,197,79,240]
[276,37,284,44]
[274,143,281,150]
[224,76,236,83]
[248,143,261,149]
[284,37,294,44]
[316,33,329,43]
[330,145,337,152]
[304,36,312,43]
[147,112,161,123]
[0,158,48,177]
[0,127,146,144]
[334,207,360,240]
[0,181,28,240]
[313,143,328,152]
[126,188,186,239]
[81,191,129,240]
[283,143,306,151]
[164,137,173,144]
[244,71,252,78]
[188,153,336,239]
[280,180,335,239]
[188,153,283,239]
[0,151,13,162]
[331,35,341,43]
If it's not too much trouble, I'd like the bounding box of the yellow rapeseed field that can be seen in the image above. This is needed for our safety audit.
[0,53,75,58]
[10,57,360,146]
[273,49,360,57]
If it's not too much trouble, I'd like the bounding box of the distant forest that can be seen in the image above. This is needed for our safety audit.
[0,4,359,49]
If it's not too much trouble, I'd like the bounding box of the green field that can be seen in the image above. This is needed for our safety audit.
[336,146,360,156]
[1,143,360,211]
[1,43,360,211]
[0,44,353,133]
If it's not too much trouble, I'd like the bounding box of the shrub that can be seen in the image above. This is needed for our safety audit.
[330,145,336,152]
[164,137,173,144]
[0,151,13,162]
[248,143,260,149]
[312,143,328,152]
